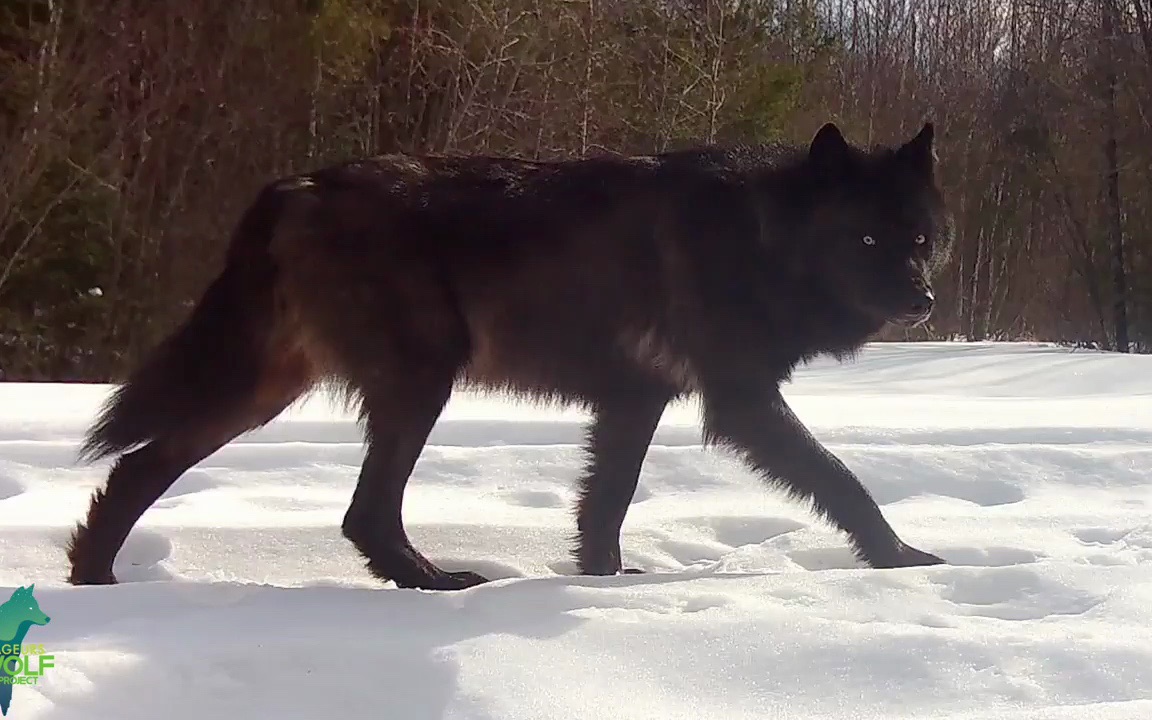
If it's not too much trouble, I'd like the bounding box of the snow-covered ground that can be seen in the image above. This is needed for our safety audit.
[2,341,1152,720]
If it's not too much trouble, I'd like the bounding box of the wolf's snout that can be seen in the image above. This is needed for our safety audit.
[908,288,934,317]
[891,286,934,326]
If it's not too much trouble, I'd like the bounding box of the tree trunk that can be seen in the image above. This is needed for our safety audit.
[1101,0,1129,352]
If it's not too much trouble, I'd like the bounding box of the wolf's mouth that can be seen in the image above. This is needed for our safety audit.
[890,308,932,327]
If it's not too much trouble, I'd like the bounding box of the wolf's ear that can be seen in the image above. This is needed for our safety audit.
[808,122,851,175]
[897,122,936,177]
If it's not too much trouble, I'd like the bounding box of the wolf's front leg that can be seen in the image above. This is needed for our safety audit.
[699,381,944,569]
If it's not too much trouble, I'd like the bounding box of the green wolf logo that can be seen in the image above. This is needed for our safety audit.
[0,585,52,716]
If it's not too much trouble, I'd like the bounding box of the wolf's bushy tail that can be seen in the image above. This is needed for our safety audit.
[77,185,292,463]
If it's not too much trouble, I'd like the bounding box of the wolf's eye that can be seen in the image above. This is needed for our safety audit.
[862,235,875,246]
[915,234,927,244]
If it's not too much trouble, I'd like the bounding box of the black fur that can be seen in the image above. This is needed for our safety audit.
[68,121,954,589]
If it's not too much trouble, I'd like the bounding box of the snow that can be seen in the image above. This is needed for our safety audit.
[2,341,1152,720]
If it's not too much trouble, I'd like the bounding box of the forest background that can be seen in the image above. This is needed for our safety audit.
[2,0,1150,381]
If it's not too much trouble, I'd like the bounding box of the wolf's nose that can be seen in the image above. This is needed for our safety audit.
[909,290,934,316]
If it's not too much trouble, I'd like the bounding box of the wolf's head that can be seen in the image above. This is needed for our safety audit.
[792,121,954,329]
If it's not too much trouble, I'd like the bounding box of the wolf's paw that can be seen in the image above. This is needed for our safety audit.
[440,570,490,589]
[869,543,946,569]
[395,569,490,591]
[67,568,117,585]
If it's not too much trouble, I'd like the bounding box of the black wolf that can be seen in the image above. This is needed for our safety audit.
[68,121,954,590]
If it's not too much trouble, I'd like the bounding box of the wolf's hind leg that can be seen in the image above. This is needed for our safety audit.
[67,351,314,585]
[341,361,487,591]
